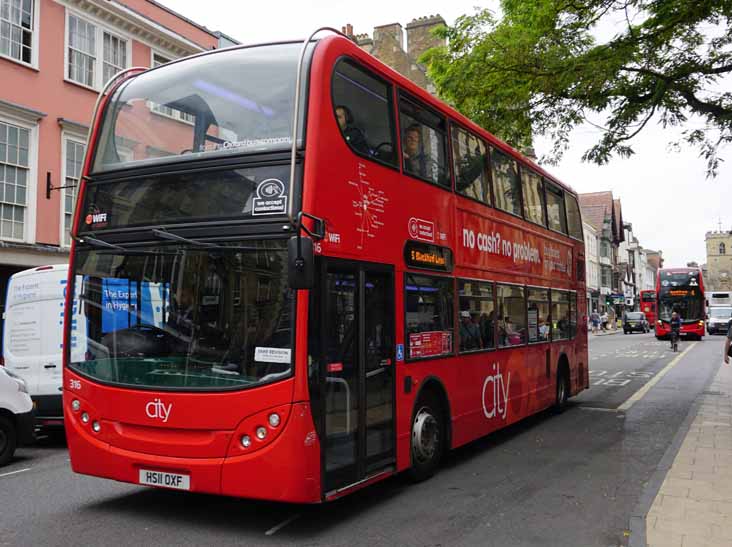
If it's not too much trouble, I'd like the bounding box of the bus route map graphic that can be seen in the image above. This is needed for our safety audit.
[349,162,389,250]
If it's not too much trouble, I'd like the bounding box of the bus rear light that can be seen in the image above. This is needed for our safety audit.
[72,400,81,412]
[256,426,267,440]
[268,413,281,427]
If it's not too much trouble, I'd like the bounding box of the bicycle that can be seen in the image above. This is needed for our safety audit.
[670,329,679,352]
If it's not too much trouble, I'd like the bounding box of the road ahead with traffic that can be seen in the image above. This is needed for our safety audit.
[0,332,725,547]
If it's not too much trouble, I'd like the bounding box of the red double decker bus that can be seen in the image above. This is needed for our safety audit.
[640,290,657,325]
[63,31,588,502]
[655,268,705,340]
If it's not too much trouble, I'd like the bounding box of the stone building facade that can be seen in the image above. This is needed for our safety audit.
[705,231,732,290]
[343,15,446,93]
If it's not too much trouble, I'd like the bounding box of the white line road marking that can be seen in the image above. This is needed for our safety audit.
[580,407,618,412]
[0,468,31,478]
[616,342,697,412]
[265,514,300,536]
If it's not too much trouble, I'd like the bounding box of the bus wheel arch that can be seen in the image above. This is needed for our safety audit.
[408,376,451,482]
[554,355,571,413]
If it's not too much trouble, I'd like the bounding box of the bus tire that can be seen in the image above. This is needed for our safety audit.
[0,415,18,467]
[408,392,444,482]
[553,366,570,413]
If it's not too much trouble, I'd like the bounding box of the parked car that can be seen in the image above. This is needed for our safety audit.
[623,312,649,334]
[707,307,732,335]
[0,366,35,466]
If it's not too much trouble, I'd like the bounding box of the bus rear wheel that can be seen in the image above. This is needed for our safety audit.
[553,368,570,413]
[408,393,444,482]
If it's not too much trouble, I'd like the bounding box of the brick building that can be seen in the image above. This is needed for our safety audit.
[0,0,234,316]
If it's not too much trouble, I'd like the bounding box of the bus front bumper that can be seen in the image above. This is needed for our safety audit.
[66,402,322,503]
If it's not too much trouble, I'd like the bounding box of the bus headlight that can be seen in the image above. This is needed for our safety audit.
[698,321,704,326]
[240,435,251,448]
[256,426,267,440]
[268,413,281,427]
[657,320,662,326]
[92,421,101,433]
[72,400,81,412]
[81,412,90,423]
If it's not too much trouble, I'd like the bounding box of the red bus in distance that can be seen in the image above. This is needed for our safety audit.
[640,290,657,325]
[63,32,588,503]
[655,268,705,340]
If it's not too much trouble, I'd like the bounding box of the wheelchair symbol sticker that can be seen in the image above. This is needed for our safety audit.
[396,344,404,362]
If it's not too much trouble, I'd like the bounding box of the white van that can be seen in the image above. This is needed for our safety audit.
[2,265,86,429]
[0,366,34,465]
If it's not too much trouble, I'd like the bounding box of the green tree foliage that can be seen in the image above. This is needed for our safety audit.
[422,1,732,176]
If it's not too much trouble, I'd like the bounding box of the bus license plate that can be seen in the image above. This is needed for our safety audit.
[138,469,190,490]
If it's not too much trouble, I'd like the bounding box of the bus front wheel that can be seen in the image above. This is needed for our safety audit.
[408,393,444,482]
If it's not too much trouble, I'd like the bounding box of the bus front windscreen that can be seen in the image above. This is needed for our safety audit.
[659,288,703,321]
[92,43,311,173]
[69,239,294,390]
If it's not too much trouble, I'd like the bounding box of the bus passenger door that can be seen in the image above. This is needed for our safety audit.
[312,260,395,495]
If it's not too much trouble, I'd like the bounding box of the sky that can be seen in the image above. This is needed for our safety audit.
[164,0,731,268]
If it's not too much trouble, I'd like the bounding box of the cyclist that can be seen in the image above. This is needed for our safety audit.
[670,311,682,350]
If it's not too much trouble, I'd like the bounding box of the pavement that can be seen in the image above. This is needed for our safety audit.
[644,360,732,546]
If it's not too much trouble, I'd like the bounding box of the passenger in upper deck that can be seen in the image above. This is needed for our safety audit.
[335,105,369,155]
[403,124,434,180]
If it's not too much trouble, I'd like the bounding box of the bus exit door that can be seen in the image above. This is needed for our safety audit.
[310,260,395,495]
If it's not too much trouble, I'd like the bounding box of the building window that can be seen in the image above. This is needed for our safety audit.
[720,242,726,255]
[601,266,612,287]
[102,32,127,84]
[0,121,29,240]
[0,0,33,65]
[405,273,454,359]
[67,13,128,89]
[600,240,610,258]
[62,139,85,247]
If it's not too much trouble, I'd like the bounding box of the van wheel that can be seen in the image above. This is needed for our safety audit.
[408,393,444,482]
[0,415,18,466]
[554,370,570,413]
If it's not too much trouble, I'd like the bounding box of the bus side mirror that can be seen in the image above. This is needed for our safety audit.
[288,236,314,290]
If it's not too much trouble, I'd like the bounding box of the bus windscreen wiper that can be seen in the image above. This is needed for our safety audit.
[76,235,125,250]
[151,228,261,252]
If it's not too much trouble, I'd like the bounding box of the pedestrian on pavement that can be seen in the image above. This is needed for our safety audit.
[590,310,600,334]
[601,311,608,331]
[723,320,732,364]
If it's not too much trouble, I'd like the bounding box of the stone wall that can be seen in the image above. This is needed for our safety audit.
[342,15,446,94]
